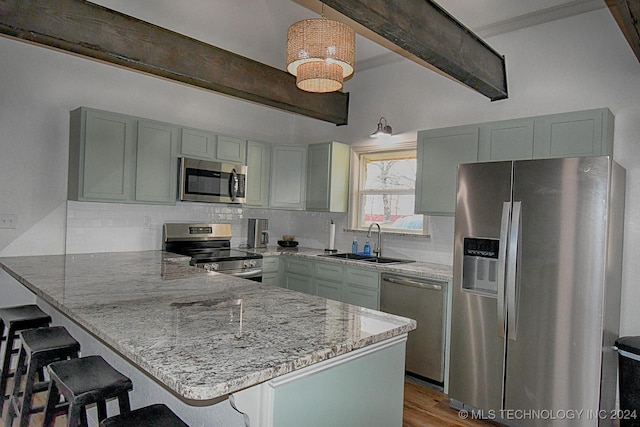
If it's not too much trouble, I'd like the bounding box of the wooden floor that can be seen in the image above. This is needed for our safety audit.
[403,378,499,427]
[1,375,495,427]
[1,376,66,427]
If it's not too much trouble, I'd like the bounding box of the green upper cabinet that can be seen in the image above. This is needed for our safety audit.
[69,108,137,202]
[415,125,479,216]
[533,108,614,158]
[478,118,534,161]
[135,120,179,204]
[270,145,307,210]
[245,140,271,208]
[69,107,179,205]
[416,108,614,216]
[306,141,351,212]
[180,131,247,164]
[180,128,217,160]
[216,135,247,164]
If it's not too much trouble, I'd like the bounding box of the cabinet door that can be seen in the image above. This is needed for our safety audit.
[135,121,179,204]
[80,109,136,201]
[478,118,534,161]
[216,135,247,164]
[344,285,379,310]
[284,273,314,295]
[306,142,350,212]
[533,108,614,158]
[415,126,478,216]
[270,146,307,210]
[181,128,216,159]
[316,278,342,301]
[306,143,331,211]
[344,267,379,309]
[245,141,271,208]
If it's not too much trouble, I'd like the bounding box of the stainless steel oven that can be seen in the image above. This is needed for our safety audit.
[163,223,262,281]
[178,158,247,204]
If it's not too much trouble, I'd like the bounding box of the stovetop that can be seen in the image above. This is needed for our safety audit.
[162,223,262,272]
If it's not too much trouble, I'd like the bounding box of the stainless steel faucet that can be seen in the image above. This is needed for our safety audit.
[367,222,382,257]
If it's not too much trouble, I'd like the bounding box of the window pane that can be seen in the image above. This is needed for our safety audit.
[361,194,423,231]
[363,158,416,190]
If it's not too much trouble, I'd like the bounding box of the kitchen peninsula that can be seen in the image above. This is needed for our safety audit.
[0,251,415,427]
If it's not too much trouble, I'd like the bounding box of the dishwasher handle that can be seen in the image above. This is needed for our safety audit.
[381,275,443,291]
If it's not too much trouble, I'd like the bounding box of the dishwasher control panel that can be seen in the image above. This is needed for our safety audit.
[462,237,499,296]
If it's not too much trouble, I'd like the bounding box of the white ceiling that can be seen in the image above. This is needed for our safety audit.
[92,0,608,73]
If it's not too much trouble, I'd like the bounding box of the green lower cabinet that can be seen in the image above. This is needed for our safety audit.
[271,339,406,427]
[280,257,380,310]
[262,256,282,286]
[344,285,379,310]
[284,273,314,294]
[315,278,342,301]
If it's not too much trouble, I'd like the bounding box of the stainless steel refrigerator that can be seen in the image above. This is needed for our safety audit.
[449,156,626,426]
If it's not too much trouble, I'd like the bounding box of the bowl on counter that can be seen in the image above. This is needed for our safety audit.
[277,240,299,248]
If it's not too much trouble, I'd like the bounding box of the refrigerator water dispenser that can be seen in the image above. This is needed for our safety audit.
[462,237,499,296]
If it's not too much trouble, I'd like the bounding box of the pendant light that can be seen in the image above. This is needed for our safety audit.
[286,4,355,93]
[370,117,393,138]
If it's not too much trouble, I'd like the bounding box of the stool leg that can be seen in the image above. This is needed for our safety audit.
[96,400,107,423]
[4,345,27,427]
[0,326,15,416]
[42,380,59,427]
[116,392,131,414]
[68,401,84,427]
[18,354,41,427]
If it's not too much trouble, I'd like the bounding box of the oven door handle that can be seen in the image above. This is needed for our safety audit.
[227,268,263,278]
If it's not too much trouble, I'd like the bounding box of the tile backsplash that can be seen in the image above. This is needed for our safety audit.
[65,201,244,254]
[65,201,454,265]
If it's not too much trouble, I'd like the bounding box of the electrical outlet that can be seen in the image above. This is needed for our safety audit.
[143,216,152,229]
[0,214,18,229]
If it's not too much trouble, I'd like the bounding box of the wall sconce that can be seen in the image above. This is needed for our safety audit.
[370,117,393,138]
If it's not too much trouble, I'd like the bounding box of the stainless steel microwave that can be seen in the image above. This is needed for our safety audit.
[178,157,247,204]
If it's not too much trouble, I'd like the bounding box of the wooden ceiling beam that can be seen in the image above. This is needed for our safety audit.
[0,0,350,125]
[607,0,640,62]
[321,0,509,101]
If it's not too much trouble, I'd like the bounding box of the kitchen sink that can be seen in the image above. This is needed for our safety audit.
[319,253,414,265]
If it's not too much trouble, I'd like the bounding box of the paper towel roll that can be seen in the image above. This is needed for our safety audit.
[328,222,336,250]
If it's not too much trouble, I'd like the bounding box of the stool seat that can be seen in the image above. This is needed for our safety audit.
[100,404,189,427]
[20,326,80,355]
[0,305,51,327]
[43,355,133,426]
[0,304,51,417]
[5,326,80,427]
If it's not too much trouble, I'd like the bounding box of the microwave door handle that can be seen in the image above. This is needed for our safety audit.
[229,169,239,201]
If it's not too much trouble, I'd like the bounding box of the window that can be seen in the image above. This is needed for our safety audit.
[351,147,425,234]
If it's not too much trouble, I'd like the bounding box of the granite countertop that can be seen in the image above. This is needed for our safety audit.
[245,246,453,282]
[0,251,416,402]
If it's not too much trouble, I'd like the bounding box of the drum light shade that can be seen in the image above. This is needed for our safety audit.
[287,18,355,93]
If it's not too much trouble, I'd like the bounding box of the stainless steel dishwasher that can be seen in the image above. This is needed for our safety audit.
[380,272,447,385]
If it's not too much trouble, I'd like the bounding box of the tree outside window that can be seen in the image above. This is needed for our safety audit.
[358,150,424,233]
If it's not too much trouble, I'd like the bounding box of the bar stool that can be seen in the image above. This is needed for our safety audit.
[99,404,189,427]
[4,326,80,427]
[0,304,51,416]
[42,355,133,427]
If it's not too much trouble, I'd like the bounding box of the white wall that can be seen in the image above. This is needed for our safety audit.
[1,9,639,335]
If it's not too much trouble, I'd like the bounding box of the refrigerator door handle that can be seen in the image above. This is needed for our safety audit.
[506,201,522,341]
[497,202,511,338]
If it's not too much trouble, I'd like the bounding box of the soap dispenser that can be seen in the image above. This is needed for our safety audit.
[363,240,371,256]
[352,238,358,254]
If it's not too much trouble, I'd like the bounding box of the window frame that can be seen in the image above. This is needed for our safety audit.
[348,142,428,235]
